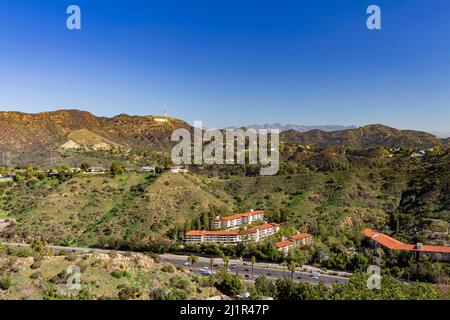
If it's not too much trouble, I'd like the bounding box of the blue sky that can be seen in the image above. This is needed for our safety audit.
[0,0,449,132]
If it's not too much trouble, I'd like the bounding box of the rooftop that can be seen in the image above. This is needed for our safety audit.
[362,228,450,254]
[185,230,240,236]
[241,223,280,234]
[222,210,264,221]
[275,240,293,248]
[290,233,313,241]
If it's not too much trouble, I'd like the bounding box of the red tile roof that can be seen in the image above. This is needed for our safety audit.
[222,210,264,221]
[290,233,313,241]
[275,240,293,248]
[186,230,240,236]
[362,229,450,254]
[241,223,280,234]
[275,233,314,249]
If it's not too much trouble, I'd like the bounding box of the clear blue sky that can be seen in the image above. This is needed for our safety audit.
[0,0,449,132]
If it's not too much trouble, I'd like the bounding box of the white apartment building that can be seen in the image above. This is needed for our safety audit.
[241,223,280,242]
[213,210,265,230]
[185,223,280,245]
[185,231,241,244]
[276,233,313,255]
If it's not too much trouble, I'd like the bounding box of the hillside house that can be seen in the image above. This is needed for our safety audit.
[86,167,109,173]
[185,230,242,244]
[276,233,314,255]
[0,175,14,183]
[170,166,189,173]
[140,166,156,174]
[241,223,281,242]
[363,228,450,262]
[213,210,265,230]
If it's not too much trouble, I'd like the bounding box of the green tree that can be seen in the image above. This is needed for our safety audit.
[251,256,256,279]
[31,238,45,254]
[187,255,199,271]
[110,162,125,176]
[254,276,277,297]
[287,261,296,280]
[222,255,230,271]
[214,272,244,297]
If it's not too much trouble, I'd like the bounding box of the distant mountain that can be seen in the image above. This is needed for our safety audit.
[281,124,447,149]
[227,123,356,132]
[430,131,450,138]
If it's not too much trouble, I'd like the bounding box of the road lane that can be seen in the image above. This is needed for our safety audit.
[1,242,350,286]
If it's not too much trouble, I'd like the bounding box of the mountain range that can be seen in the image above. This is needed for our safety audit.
[0,110,448,166]
[227,123,357,132]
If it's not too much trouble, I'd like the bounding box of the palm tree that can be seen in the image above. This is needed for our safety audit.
[287,261,296,280]
[222,255,230,272]
[209,257,215,273]
[282,260,289,278]
[251,256,256,279]
[188,255,199,271]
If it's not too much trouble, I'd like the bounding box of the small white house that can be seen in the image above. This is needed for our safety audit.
[170,167,188,173]
[140,166,156,174]
[0,175,14,183]
[411,150,426,158]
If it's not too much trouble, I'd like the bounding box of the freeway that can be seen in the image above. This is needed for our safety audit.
[160,253,349,287]
[1,242,350,287]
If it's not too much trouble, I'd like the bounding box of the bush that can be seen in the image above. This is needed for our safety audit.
[214,272,244,297]
[118,286,141,300]
[30,271,41,279]
[30,260,43,269]
[161,264,176,273]
[49,270,68,284]
[65,253,78,262]
[111,270,129,279]
[0,277,12,290]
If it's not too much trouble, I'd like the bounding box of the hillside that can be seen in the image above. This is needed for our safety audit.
[281,124,446,149]
[0,246,218,300]
[2,152,449,249]
[0,110,191,166]
[1,172,234,247]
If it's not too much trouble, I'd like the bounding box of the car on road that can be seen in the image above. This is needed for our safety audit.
[184,262,190,266]
[199,270,212,276]
[266,272,271,276]
[244,274,250,278]
[310,272,321,280]
[244,268,250,272]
